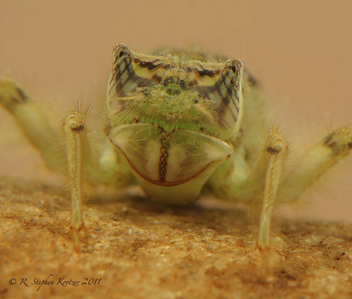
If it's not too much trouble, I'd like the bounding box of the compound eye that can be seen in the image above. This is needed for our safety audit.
[112,43,133,63]
[222,58,243,88]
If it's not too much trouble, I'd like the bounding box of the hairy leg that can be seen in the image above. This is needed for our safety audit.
[277,127,352,203]
[0,77,65,171]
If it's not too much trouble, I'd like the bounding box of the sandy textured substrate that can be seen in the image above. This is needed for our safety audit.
[1,177,352,299]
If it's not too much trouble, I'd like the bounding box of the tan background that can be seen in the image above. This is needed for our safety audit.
[0,0,351,221]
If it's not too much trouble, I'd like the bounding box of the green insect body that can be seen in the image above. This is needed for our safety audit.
[2,43,350,252]
[107,44,262,204]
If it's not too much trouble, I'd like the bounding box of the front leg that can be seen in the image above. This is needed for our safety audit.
[258,135,288,250]
[209,130,288,250]
[62,109,135,251]
[62,112,85,252]
[1,77,135,251]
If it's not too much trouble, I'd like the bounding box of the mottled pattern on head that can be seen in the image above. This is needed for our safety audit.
[107,43,249,141]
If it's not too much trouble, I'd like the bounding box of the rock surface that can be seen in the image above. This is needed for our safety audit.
[1,178,352,299]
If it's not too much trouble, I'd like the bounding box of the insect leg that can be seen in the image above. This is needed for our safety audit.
[277,127,352,203]
[209,130,288,249]
[0,77,132,186]
[257,133,288,251]
[62,108,136,251]
[62,111,86,252]
[0,77,66,171]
